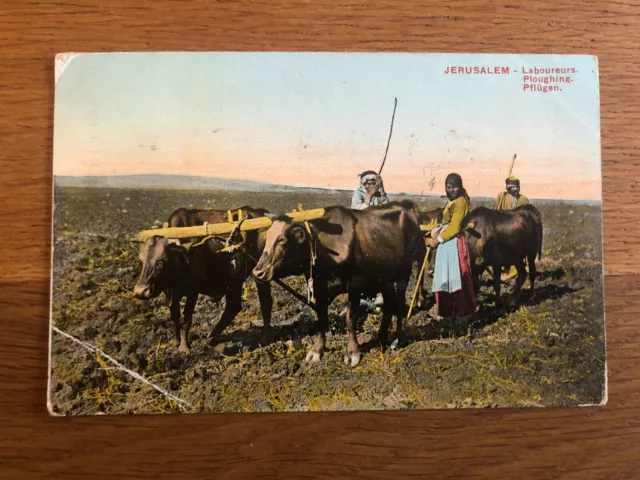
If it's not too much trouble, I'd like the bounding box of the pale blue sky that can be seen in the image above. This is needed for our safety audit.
[54,52,601,199]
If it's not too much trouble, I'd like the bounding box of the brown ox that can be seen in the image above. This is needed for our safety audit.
[133,206,273,353]
[252,200,424,367]
[464,204,543,308]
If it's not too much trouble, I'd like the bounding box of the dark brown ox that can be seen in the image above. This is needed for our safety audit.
[464,204,543,308]
[252,200,424,367]
[133,206,273,353]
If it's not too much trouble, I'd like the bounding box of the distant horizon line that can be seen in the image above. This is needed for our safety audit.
[53,174,602,204]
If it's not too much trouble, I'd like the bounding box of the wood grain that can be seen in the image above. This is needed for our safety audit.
[1,0,639,477]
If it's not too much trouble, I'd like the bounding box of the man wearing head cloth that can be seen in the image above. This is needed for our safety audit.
[494,176,529,210]
[494,176,530,280]
[350,170,389,210]
[348,170,389,313]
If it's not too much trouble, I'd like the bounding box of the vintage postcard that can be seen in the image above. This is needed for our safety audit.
[49,52,606,415]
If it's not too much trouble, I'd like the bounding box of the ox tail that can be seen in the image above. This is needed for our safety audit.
[164,288,172,307]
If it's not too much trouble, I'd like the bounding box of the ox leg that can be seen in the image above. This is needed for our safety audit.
[208,286,243,345]
[492,264,503,310]
[469,258,489,297]
[170,291,182,349]
[256,280,273,346]
[527,253,537,302]
[513,259,528,308]
[179,294,197,354]
[416,275,425,310]
[415,243,430,309]
[394,280,409,347]
[378,284,396,350]
[471,265,482,296]
[306,295,328,363]
[344,291,362,367]
[418,251,435,309]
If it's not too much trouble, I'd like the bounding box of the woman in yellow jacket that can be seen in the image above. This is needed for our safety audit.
[428,173,476,318]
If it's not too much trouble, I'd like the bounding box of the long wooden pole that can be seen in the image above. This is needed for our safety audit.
[378,97,398,175]
[273,279,318,312]
[507,153,517,177]
[134,208,326,241]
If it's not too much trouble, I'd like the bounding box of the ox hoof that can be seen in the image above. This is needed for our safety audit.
[259,333,271,347]
[344,352,362,367]
[178,344,191,355]
[305,351,322,362]
[390,332,407,350]
[506,298,520,311]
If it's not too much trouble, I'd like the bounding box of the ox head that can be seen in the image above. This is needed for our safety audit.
[252,217,309,282]
[419,207,444,231]
[461,221,484,265]
[463,221,481,239]
[133,235,185,300]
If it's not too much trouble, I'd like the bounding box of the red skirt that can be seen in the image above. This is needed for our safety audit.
[435,234,476,318]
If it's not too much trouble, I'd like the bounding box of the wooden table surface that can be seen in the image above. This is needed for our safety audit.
[2,1,639,478]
